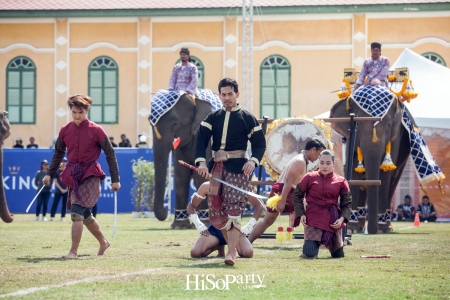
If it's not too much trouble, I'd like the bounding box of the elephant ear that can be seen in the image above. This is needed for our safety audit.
[329,99,351,139]
[191,98,213,136]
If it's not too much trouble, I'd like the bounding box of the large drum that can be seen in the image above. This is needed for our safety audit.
[261,117,332,180]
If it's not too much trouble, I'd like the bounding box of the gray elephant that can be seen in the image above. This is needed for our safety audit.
[0,111,14,223]
[330,93,410,234]
[150,93,216,228]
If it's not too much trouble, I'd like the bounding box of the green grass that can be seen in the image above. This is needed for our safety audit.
[0,214,449,299]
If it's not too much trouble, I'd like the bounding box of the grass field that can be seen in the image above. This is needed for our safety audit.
[0,214,449,299]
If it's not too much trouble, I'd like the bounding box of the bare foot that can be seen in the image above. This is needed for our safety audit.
[97,239,110,256]
[224,254,235,266]
[63,252,77,259]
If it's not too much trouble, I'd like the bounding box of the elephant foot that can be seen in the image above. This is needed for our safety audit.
[347,222,363,233]
[377,223,392,234]
[171,219,194,229]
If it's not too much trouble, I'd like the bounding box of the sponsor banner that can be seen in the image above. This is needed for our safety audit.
[3,149,272,214]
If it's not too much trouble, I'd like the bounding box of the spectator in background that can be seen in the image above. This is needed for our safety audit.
[109,136,118,148]
[13,137,24,148]
[50,138,57,149]
[119,134,132,147]
[27,136,39,149]
[136,134,148,148]
[34,160,51,221]
[395,195,415,221]
[50,157,68,221]
[417,195,437,222]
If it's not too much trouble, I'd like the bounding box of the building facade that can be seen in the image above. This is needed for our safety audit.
[1,2,449,147]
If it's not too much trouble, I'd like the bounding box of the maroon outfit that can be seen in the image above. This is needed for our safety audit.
[47,119,119,210]
[293,171,352,253]
[266,182,295,214]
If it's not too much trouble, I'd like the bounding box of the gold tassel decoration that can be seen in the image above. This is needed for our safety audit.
[346,96,351,111]
[188,93,196,106]
[153,126,162,139]
[276,226,285,242]
[380,141,397,172]
[420,183,428,196]
[355,146,366,173]
[372,127,379,143]
[285,227,294,241]
[266,194,281,211]
[439,180,444,194]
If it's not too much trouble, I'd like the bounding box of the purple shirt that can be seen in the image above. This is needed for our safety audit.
[356,56,390,87]
[167,62,198,95]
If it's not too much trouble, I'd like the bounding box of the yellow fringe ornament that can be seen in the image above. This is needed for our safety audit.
[266,194,281,211]
[380,141,397,172]
[355,146,366,173]
[336,78,352,100]
[390,78,419,103]
[439,180,444,194]
[153,126,162,139]
[286,227,294,241]
[276,226,285,242]
[372,127,379,143]
[388,75,396,82]
[420,183,428,196]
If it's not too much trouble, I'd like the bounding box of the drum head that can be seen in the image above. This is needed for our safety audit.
[261,118,332,180]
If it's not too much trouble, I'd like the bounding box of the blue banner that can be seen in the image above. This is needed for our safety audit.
[3,149,273,214]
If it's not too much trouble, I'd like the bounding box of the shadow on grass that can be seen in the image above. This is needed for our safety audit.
[252,246,300,251]
[17,254,92,263]
[135,228,194,231]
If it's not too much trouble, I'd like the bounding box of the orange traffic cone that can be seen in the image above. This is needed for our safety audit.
[413,213,420,227]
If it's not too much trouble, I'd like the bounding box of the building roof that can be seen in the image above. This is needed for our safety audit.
[1,0,448,10]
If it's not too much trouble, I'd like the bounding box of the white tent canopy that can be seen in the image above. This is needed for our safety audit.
[315,48,450,129]
[391,48,450,129]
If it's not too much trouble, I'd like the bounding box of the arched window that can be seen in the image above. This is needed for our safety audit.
[260,55,290,119]
[422,52,446,66]
[175,56,204,89]
[88,56,118,123]
[6,56,36,124]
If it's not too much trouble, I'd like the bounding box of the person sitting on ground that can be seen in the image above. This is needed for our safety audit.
[395,195,415,221]
[13,137,24,148]
[188,181,263,258]
[417,195,437,222]
[119,134,132,147]
[27,136,39,149]
[109,136,118,148]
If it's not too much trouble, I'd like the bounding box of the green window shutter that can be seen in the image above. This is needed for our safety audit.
[6,57,36,124]
[260,55,291,119]
[88,57,118,124]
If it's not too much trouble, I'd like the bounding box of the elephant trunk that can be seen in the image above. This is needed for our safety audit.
[0,146,14,223]
[152,130,171,221]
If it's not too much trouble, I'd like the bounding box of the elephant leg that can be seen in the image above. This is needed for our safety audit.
[0,147,13,223]
[348,154,365,233]
[172,147,195,229]
[378,171,394,233]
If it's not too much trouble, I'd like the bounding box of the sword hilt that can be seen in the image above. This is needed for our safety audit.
[178,160,212,178]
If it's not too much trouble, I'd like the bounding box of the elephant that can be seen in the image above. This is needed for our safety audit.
[330,94,410,234]
[0,110,14,223]
[150,94,215,228]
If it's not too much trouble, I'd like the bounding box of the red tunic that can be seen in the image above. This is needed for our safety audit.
[58,119,107,188]
[299,171,349,233]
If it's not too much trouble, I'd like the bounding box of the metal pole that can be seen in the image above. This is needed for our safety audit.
[257,116,269,194]
[346,113,357,181]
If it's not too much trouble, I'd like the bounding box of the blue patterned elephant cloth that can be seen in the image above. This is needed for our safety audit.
[149,89,222,126]
[351,85,444,184]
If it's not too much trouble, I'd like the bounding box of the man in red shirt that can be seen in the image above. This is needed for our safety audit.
[43,94,120,259]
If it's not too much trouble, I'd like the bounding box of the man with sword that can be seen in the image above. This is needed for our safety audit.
[195,77,266,266]
[42,94,120,258]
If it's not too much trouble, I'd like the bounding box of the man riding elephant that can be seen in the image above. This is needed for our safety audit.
[167,47,198,97]
[354,42,390,90]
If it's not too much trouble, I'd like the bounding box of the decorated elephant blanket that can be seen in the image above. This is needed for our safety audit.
[149,89,222,126]
[351,85,444,184]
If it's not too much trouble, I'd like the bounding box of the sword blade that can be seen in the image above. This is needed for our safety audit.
[26,185,45,213]
[112,191,117,238]
[211,176,267,200]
